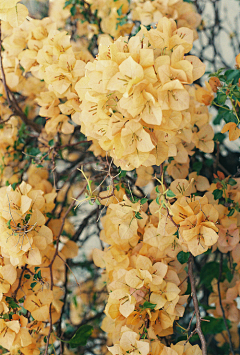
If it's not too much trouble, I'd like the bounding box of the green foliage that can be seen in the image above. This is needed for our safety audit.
[213,189,223,200]
[210,67,240,128]
[192,161,203,175]
[166,190,176,198]
[200,259,234,292]
[140,302,157,310]
[68,325,93,347]
[201,316,231,335]
[177,251,190,264]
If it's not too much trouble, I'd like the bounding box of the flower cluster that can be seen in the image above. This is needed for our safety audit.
[131,0,201,38]
[92,174,222,349]
[75,17,212,170]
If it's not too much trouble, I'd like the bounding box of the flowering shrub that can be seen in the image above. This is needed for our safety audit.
[0,1,239,355]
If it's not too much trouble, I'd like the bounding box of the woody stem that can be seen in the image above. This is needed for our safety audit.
[188,253,207,355]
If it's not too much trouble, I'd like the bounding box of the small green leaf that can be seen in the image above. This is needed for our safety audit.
[141,301,157,310]
[227,209,235,217]
[5,297,19,309]
[68,325,93,347]
[30,282,37,289]
[119,170,127,178]
[24,274,30,279]
[140,198,148,205]
[228,178,237,186]
[135,212,143,220]
[70,5,77,16]
[86,180,92,192]
[48,139,54,147]
[95,199,101,205]
[177,251,189,264]
[12,182,18,191]
[216,93,227,105]
[166,190,176,198]
[117,4,123,15]
[213,189,223,200]
[27,147,41,157]
[6,219,11,229]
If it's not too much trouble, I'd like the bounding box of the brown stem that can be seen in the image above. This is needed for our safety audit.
[13,265,27,300]
[188,253,207,355]
[48,181,88,268]
[43,183,88,355]
[217,253,235,355]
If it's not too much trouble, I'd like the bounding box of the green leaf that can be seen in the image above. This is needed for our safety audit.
[201,316,231,335]
[200,261,219,291]
[166,190,176,198]
[141,301,157,310]
[12,182,18,191]
[213,189,223,200]
[214,133,225,143]
[64,0,72,8]
[155,186,160,193]
[68,325,93,347]
[216,93,227,105]
[233,90,240,99]
[70,5,77,16]
[5,297,19,309]
[117,4,123,15]
[27,147,41,157]
[177,251,189,264]
[192,161,202,175]
[227,209,235,217]
[135,212,143,220]
[30,282,37,289]
[86,180,92,192]
[223,111,238,124]
[48,139,54,147]
[24,274,30,279]
[119,170,127,178]
[6,219,11,229]
[35,116,46,125]
[225,69,240,82]
[95,199,101,206]
[228,178,237,186]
